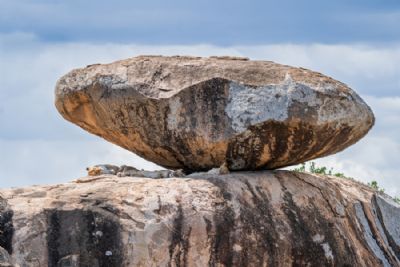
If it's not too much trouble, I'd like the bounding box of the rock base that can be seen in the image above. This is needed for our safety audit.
[0,171,399,266]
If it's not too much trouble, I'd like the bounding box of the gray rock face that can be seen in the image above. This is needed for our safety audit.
[0,247,12,267]
[0,197,13,267]
[1,171,399,266]
[55,56,374,171]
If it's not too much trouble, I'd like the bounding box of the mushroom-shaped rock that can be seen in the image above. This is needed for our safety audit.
[55,56,374,171]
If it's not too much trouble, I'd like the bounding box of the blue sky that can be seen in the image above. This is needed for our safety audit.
[2,0,400,45]
[0,1,399,195]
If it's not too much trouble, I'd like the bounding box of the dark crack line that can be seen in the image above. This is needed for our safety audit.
[373,195,400,260]
[291,172,341,217]
[362,201,400,266]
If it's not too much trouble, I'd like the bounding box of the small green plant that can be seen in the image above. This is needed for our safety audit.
[368,180,385,194]
[394,197,400,204]
[368,180,379,190]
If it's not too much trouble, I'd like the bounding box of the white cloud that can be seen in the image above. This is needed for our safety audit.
[234,44,400,96]
[311,133,400,196]
[0,33,399,197]
[0,139,161,188]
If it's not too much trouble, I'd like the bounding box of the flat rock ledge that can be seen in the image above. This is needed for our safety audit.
[1,171,399,266]
[55,56,374,172]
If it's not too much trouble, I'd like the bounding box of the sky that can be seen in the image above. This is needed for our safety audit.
[0,1,399,196]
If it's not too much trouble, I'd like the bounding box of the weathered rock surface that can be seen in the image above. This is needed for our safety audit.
[55,56,374,172]
[1,171,399,266]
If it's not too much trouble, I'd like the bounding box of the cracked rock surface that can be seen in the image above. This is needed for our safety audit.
[55,56,374,172]
[0,171,399,266]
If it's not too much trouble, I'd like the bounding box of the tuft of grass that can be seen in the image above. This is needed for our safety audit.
[292,161,352,179]
[292,161,399,202]
[292,163,306,173]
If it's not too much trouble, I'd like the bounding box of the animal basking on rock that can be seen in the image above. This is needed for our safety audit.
[86,164,186,178]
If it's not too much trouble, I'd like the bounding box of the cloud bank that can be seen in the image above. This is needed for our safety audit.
[0,33,399,197]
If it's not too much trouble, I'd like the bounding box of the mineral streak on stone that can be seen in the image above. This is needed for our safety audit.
[1,171,399,266]
[55,56,375,171]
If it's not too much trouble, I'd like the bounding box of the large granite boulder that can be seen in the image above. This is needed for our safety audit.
[0,171,399,266]
[55,56,374,171]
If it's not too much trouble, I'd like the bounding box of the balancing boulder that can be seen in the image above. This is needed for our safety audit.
[55,56,374,171]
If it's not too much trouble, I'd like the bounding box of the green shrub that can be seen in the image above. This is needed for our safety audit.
[367,180,385,194]
[292,161,399,201]
[334,172,346,178]
[292,161,350,178]
[292,163,306,173]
